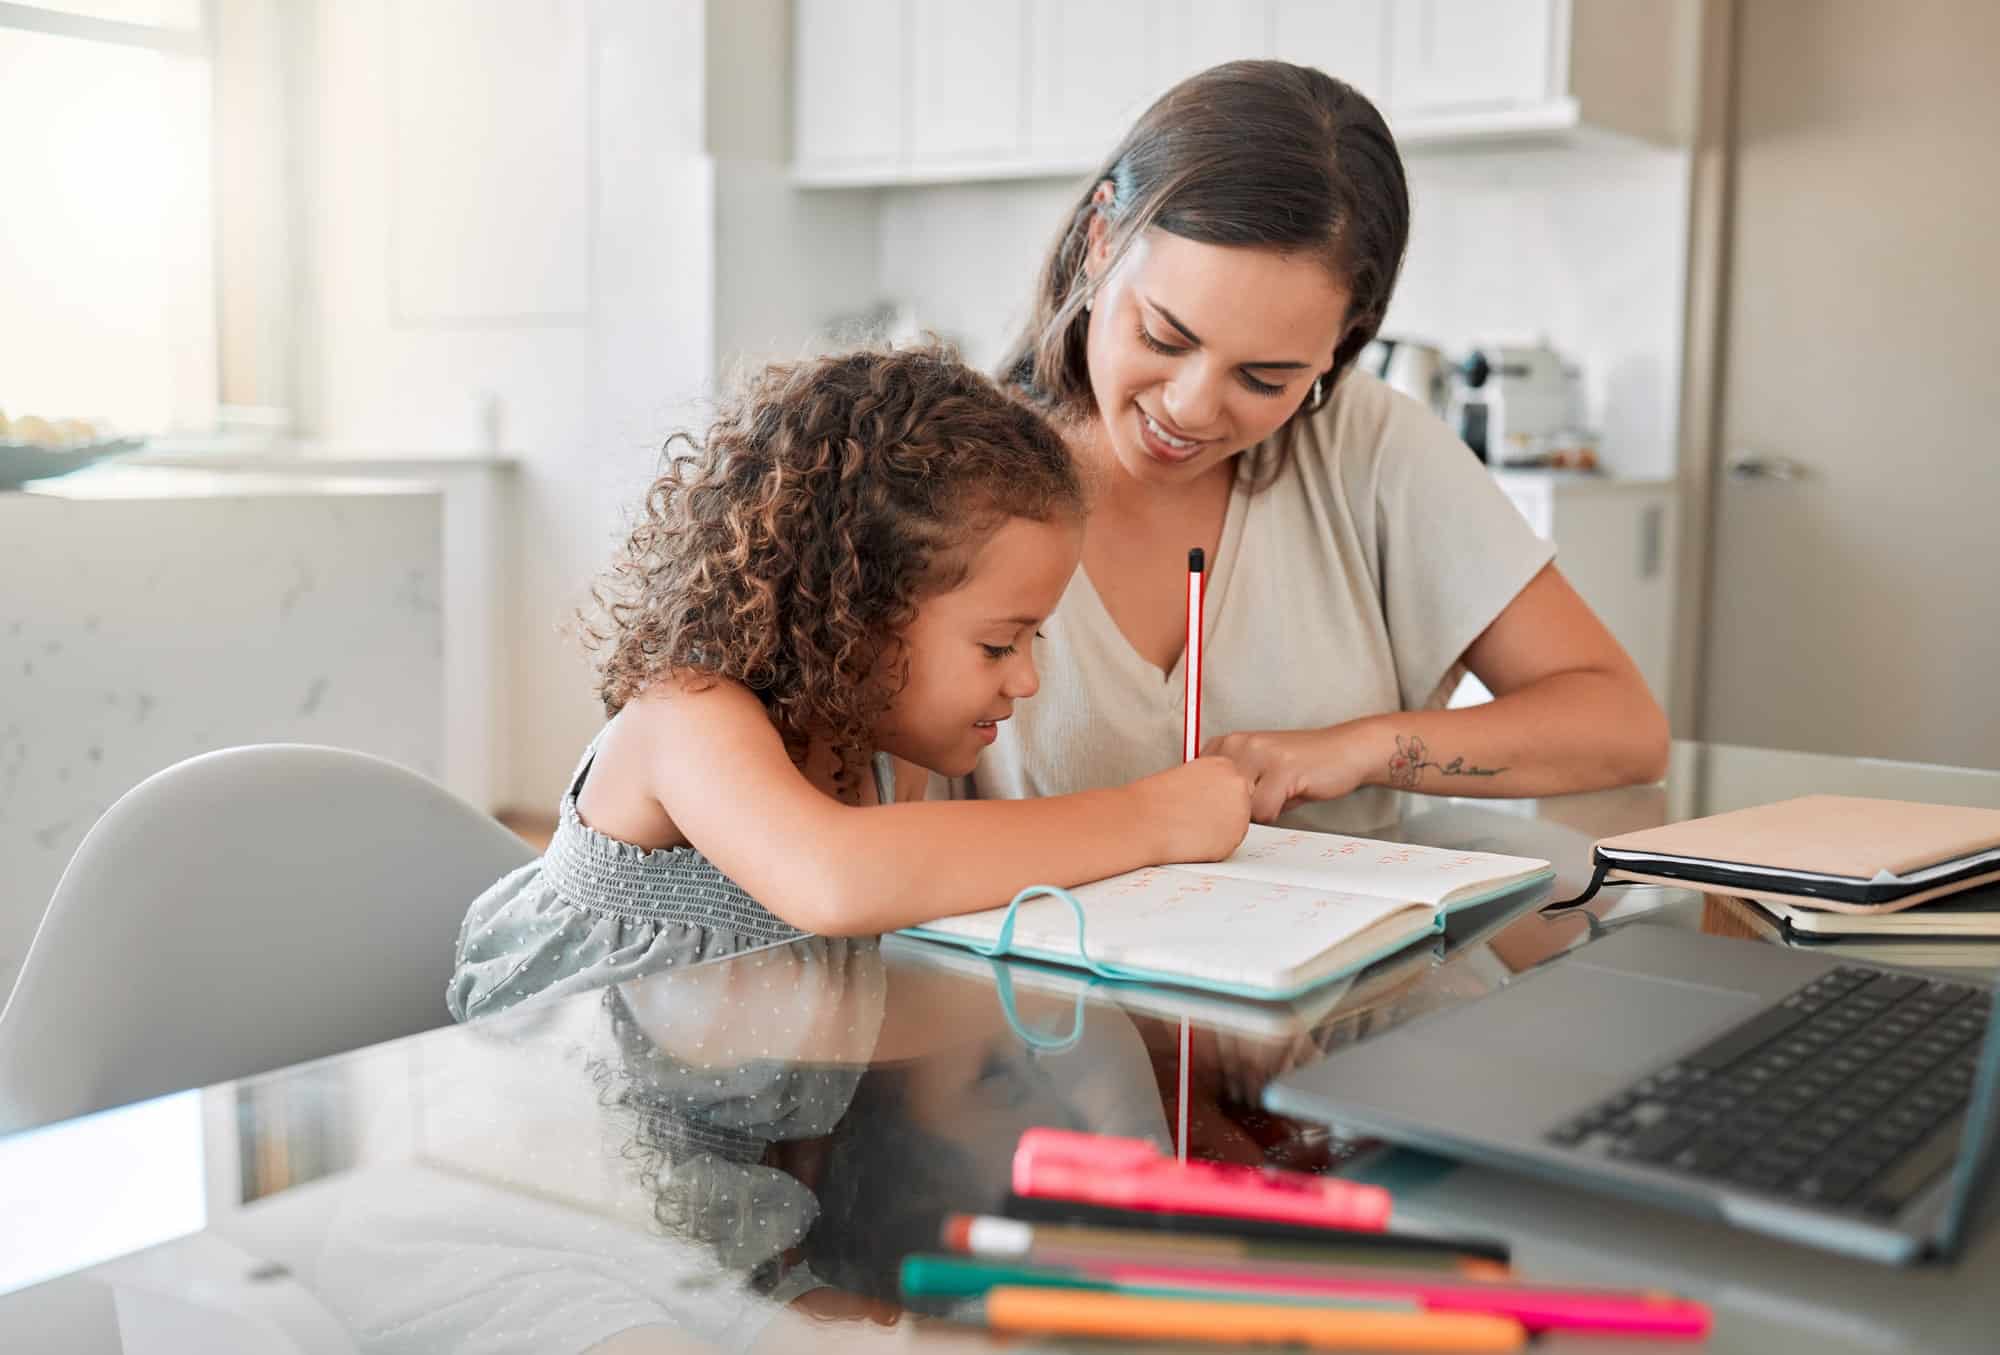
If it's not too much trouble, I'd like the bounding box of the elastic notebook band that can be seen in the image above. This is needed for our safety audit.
[988,961,1088,1053]
[969,885,1155,984]
[1541,858,1611,912]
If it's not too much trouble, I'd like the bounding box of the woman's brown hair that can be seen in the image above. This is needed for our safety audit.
[1000,60,1409,462]
[588,344,1081,782]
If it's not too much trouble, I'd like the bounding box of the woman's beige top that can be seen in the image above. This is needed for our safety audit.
[969,370,1556,834]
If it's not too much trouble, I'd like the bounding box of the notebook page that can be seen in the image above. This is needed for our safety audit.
[923,866,1428,990]
[1175,824,1552,907]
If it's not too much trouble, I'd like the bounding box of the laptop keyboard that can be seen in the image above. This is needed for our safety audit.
[1546,966,1992,1217]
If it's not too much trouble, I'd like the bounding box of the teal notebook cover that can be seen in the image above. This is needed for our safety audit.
[901,825,1554,1002]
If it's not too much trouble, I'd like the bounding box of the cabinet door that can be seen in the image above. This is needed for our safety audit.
[1388,0,1556,117]
[911,1,1028,165]
[1271,0,1388,109]
[1028,0,1167,167]
[1168,0,1271,85]
[794,0,908,177]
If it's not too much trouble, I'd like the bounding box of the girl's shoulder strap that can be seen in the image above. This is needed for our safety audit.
[567,729,609,801]
[870,750,898,808]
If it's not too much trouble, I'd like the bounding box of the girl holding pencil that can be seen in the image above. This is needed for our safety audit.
[981,61,1669,832]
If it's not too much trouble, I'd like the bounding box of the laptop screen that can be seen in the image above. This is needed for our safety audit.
[1939,986,2000,1258]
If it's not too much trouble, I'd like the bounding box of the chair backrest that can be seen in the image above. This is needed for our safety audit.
[0,745,537,1134]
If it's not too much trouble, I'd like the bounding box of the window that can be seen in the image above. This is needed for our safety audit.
[0,3,214,436]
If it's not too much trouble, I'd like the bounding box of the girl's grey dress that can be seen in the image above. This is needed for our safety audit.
[448,738,898,1023]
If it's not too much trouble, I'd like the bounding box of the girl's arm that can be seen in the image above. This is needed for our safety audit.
[627,682,1250,937]
[1208,564,1670,821]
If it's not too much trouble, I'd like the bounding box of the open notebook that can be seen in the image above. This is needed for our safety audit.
[901,825,1553,1000]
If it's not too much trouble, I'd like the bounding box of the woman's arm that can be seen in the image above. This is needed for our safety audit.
[1208,564,1669,820]
[631,682,1250,937]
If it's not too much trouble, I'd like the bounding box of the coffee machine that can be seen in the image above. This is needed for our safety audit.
[1449,342,1578,465]
[1361,336,1452,418]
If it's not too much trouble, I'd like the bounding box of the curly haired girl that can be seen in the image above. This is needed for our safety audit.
[449,346,1250,1022]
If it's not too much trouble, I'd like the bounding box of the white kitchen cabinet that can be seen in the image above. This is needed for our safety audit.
[1454,473,1677,710]
[1027,0,1165,168]
[792,0,1695,186]
[911,1,1027,167]
[1388,0,1697,146]
[1388,0,1554,118]
[1270,0,1389,109]
[1170,0,1269,73]
[793,0,907,181]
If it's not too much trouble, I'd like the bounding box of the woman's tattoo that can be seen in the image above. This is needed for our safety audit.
[1387,734,1507,789]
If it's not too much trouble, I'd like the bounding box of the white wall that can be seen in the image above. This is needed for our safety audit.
[875,177,1082,372]
[299,0,714,809]
[1389,142,1692,478]
[870,143,1691,479]
[707,1,885,385]
[713,161,885,382]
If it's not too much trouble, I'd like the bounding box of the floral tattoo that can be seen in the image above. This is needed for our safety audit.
[1387,735,1507,790]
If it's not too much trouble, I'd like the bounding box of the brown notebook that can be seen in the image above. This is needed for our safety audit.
[1587,795,2000,915]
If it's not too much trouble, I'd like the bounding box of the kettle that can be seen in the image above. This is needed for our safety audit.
[1361,337,1450,418]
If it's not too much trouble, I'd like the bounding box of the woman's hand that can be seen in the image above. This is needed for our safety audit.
[1202,727,1367,822]
[1129,755,1252,862]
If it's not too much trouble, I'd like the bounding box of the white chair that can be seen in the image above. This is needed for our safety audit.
[0,745,536,1134]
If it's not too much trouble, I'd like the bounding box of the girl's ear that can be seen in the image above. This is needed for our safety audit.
[1082,180,1117,284]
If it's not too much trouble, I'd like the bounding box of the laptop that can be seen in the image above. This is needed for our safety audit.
[1264,923,2000,1264]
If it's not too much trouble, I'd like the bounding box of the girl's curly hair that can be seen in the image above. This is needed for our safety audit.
[587,344,1082,776]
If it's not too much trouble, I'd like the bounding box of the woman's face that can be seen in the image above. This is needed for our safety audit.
[1083,223,1350,486]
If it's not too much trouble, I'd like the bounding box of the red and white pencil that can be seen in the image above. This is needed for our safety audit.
[1183,548,1205,764]
[1178,547,1205,1162]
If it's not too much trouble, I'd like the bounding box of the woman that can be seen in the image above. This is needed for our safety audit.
[983,59,1669,832]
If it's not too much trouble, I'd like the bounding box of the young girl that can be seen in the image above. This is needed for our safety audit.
[449,346,1250,1023]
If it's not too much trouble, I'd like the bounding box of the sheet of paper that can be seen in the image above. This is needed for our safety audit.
[930,866,1421,989]
[1184,824,1546,906]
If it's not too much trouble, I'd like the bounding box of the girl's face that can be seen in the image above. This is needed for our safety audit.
[1083,223,1349,487]
[874,514,1083,778]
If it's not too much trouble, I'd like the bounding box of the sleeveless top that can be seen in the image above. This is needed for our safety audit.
[448,737,898,1022]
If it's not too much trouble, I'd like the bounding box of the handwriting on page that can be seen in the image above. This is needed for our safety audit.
[1197,826,1536,906]
[1229,829,1505,871]
[1060,871,1410,947]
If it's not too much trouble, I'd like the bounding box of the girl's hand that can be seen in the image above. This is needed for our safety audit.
[1201,727,1365,823]
[1131,756,1252,863]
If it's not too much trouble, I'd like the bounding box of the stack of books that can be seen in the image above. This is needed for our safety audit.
[1584,795,2000,970]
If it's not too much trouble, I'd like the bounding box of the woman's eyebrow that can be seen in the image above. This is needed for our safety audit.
[1145,298,1314,370]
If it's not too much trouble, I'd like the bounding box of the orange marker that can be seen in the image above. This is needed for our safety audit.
[982,1286,1526,1351]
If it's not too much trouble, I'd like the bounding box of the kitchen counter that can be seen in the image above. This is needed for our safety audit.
[1,465,447,1002]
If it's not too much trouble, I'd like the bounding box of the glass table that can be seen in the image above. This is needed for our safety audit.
[4,741,1998,1352]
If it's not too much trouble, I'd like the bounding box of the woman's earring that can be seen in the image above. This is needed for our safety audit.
[1084,295,1094,312]
[1310,376,1325,405]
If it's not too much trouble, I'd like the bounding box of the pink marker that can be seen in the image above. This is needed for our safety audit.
[1012,1128,1393,1233]
[1090,1257,1711,1339]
